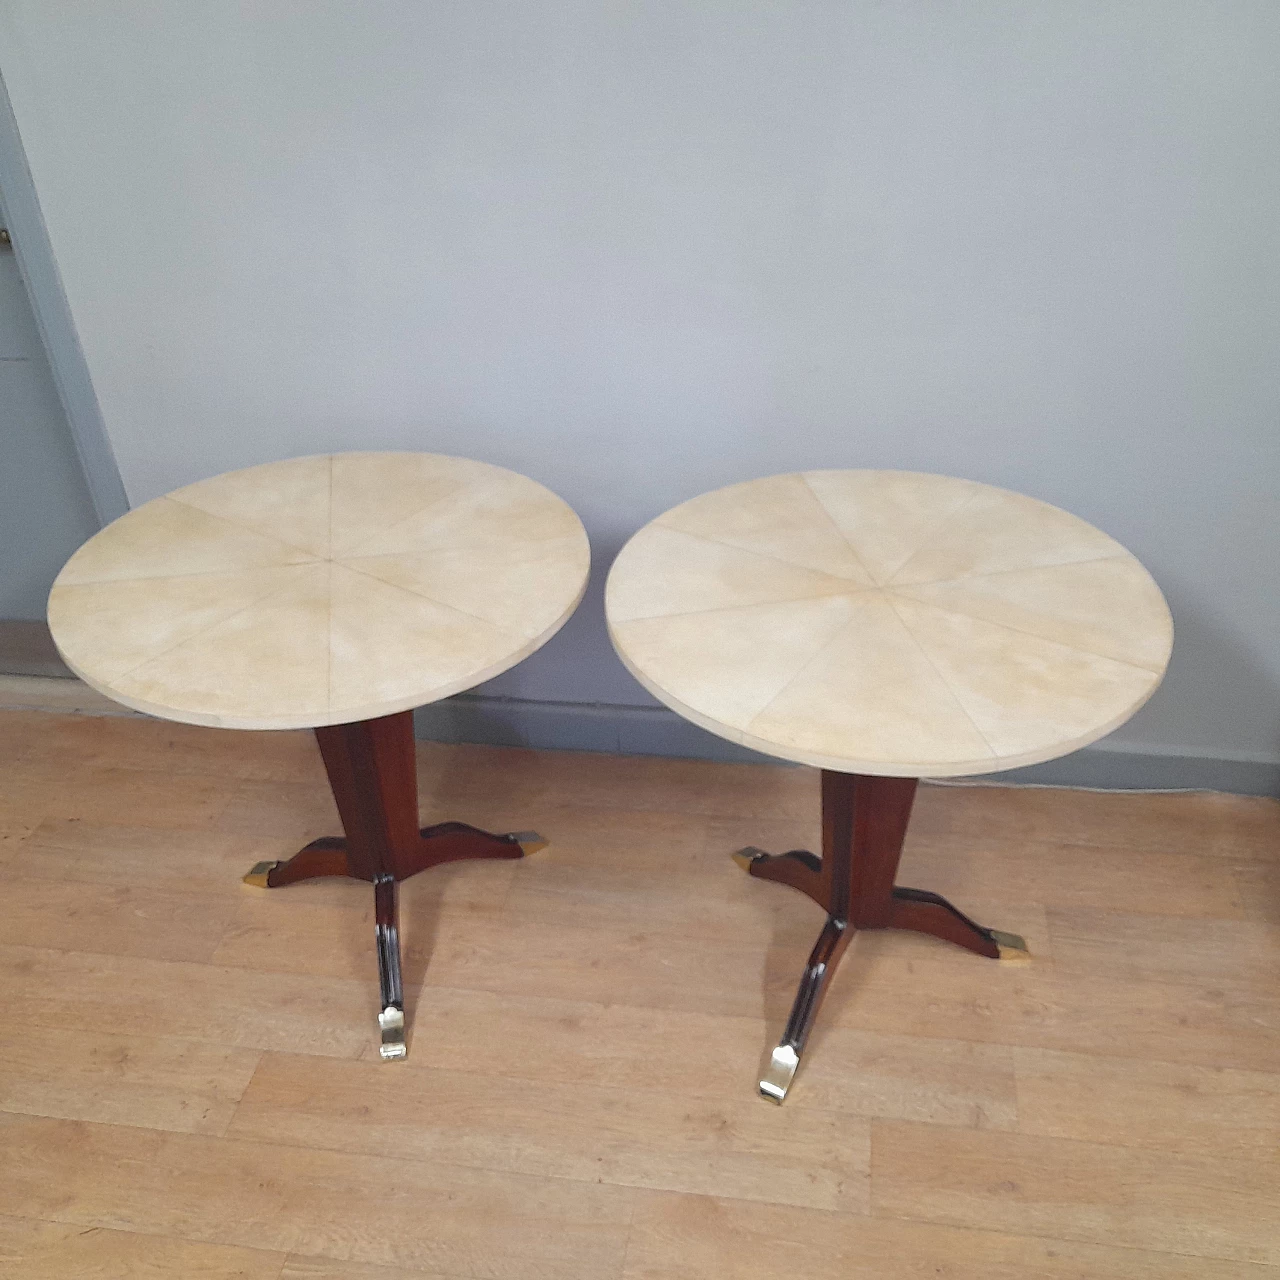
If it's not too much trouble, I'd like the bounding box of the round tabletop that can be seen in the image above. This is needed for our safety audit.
[606,470,1172,777]
[48,452,590,731]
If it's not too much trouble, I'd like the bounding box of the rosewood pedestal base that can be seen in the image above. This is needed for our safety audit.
[243,710,543,1060]
[735,771,1027,1103]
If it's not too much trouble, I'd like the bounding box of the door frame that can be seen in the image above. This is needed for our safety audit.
[0,68,127,527]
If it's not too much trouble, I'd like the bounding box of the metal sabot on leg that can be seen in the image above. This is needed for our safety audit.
[373,874,406,1060]
[505,830,548,856]
[378,1005,407,1060]
[731,847,769,871]
[991,929,1031,964]
[242,860,279,888]
[759,1044,799,1104]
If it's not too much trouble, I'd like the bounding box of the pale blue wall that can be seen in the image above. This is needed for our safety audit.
[1,1,1276,771]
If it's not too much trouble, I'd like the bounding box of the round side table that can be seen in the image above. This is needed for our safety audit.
[48,451,589,1059]
[606,469,1172,1102]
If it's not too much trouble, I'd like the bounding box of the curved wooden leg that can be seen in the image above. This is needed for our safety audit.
[890,887,1027,961]
[405,821,543,876]
[242,837,350,888]
[245,824,543,888]
[732,847,826,909]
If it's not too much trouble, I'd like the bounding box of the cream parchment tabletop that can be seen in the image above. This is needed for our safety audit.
[607,470,1172,776]
[49,452,590,731]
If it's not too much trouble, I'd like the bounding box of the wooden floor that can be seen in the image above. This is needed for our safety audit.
[1,708,1278,1278]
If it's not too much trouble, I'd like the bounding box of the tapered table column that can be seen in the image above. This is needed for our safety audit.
[735,770,1026,1099]
[606,468,1172,1101]
[243,709,544,1059]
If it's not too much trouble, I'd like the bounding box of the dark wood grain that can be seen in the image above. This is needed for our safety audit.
[250,710,533,1054]
[745,770,1011,1097]
[259,713,529,889]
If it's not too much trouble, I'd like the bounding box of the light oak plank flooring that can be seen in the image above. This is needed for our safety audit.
[0,1024,261,1136]
[0,709,1276,1276]
[0,1214,285,1280]
[622,1190,1276,1279]
[227,1051,870,1213]
[871,1119,1280,1264]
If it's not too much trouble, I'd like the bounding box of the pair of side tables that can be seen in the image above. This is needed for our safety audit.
[47,453,1172,1101]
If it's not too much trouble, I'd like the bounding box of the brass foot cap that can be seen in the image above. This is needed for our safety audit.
[242,860,279,888]
[759,1044,799,1104]
[507,830,548,856]
[732,847,768,872]
[992,929,1031,964]
[378,1005,406,1061]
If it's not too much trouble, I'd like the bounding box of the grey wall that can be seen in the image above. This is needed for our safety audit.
[0,2,1276,780]
[0,70,128,532]
[0,187,98,619]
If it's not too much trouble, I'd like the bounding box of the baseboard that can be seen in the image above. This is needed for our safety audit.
[414,693,776,765]
[981,740,1280,797]
[415,693,1280,797]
